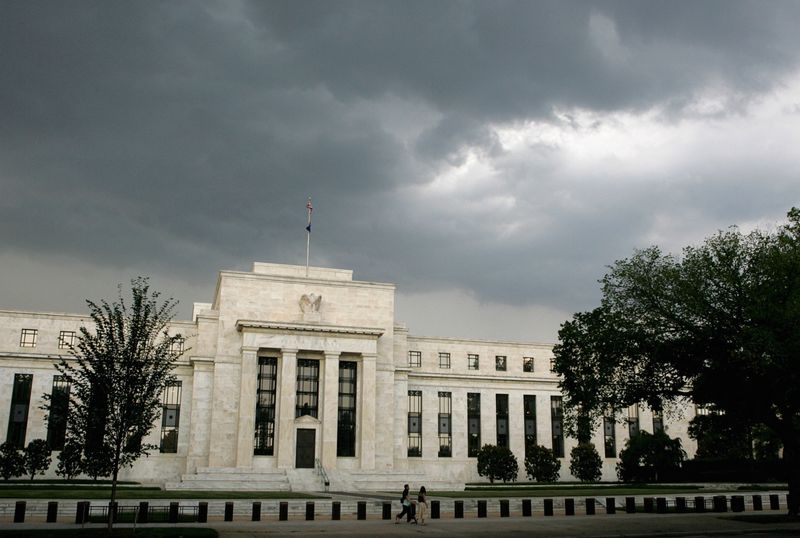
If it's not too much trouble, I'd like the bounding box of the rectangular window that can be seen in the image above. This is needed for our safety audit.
[19,329,37,348]
[550,396,564,458]
[524,395,536,459]
[58,331,76,350]
[603,411,616,458]
[438,352,451,369]
[652,409,664,434]
[337,361,357,457]
[408,390,422,457]
[254,357,278,455]
[169,338,185,354]
[495,355,507,371]
[627,404,640,439]
[6,374,33,448]
[438,392,452,457]
[496,394,509,448]
[296,359,320,418]
[47,375,70,450]
[160,381,182,453]
[523,357,535,372]
[408,351,421,368]
[467,392,481,457]
[468,354,479,370]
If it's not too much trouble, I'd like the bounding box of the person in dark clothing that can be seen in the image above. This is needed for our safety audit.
[395,484,411,523]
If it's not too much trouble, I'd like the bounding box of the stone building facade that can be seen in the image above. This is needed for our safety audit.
[0,262,697,490]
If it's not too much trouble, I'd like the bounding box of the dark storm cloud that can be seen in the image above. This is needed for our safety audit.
[1,1,800,335]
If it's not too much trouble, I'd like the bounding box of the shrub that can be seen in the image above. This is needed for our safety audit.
[0,442,25,481]
[617,431,685,482]
[23,439,52,481]
[524,444,561,482]
[56,440,84,480]
[476,444,518,483]
[569,442,602,482]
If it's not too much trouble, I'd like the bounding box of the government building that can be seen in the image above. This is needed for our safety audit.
[0,262,697,490]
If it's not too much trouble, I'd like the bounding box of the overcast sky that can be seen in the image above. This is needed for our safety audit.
[2,1,800,343]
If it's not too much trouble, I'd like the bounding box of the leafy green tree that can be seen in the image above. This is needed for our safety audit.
[569,442,602,483]
[524,445,561,482]
[553,208,800,514]
[23,439,51,481]
[0,442,25,481]
[616,431,685,482]
[688,413,754,460]
[55,440,84,480]
[46,277,184,530]
[476,444,518,483]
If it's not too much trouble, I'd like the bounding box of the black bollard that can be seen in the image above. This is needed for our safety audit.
[625,497,636,514]
[565,498,575,516]
[108,501,118,524]
[643,497,654,513]
[279,501,288,521]
[544,498,554,516]
[477,500,487,518]
[357,501,366,520]
[656,498,667,513]
[522,499,532,517]
[13,501,25,523]
[731,496,745,513]
[712,495,727,512]
[695,496,706,512]
[306,502,315,521]
[606,497,616,515]
[252,501,261,521]
[75,501,89,525]
[382,502,391,520]
[769,494,780,510]
[500,499,509,517]
[138,501,150,523]
[676,497,687,513]
[585,498,595,515]
[454,500,464,519]
[46,501,58,523]
[431,500,440,519]
[332,501,341,520]
[170,502,180,523]
[198,502,208,523]
[753,495,763,511]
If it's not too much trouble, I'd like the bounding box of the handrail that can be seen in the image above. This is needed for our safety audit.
[314,458,330,492]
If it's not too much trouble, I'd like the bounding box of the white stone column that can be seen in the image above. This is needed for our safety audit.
[235,347,259,468]
[276,348,298,469]
[360,353,377,469]
[321,352,340,468]
[509,392,525,464]
[186,357,214,473]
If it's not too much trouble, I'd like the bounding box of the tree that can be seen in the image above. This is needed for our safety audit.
[524,445,561,482]
[616,431,685,482]
[55,440,84,480]
[23,439,51,481]
[569,442,602,483]
[46,277,184,530]
[688,413,754,460]
[553,208,800,514]
[0,442,24,481]
[476,444,518,483]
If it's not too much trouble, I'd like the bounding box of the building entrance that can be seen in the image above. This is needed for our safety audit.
[295,428,315,468]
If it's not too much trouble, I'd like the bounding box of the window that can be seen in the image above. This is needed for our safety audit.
[627,405,640,438]
[652,409,664,434]
[296,359,320,418]
[254,357,278,455]
[550,396,564,458]
[160,381,182,453]
[467,393,481,457]
[496,394,509,448]
[337,361,357,457]
[438,392,452,457]
[523,357,535,372]
[408,351,421,368]
[47,376,70,450]
[438,352,451,369]
[58,331,76,350]
[19,329,37,348]
[495,355,507,371]
[408,390,422,457]
[468,354,479,370]
[524,395,536,459]
[6,374,33,448]
[169,338,185,354]
[603,411,616,458]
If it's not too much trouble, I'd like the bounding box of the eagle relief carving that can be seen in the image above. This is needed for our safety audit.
[299,293,322,322]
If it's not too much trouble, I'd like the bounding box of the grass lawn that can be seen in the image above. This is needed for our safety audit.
[0,529,217,538]
[0,486,322,500]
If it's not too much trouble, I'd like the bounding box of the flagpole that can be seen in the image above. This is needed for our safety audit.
[305,197,312,277]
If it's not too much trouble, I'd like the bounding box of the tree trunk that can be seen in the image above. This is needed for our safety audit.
[108,452,121,533]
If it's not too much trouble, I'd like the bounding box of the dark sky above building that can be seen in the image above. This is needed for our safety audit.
[2,1,800,342]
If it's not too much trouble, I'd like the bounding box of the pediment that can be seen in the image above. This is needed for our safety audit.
[295,414,321,426]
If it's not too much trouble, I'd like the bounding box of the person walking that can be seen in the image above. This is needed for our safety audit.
[417,486,428,525]
[395,484,411,523]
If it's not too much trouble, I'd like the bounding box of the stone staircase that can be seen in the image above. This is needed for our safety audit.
[164,467,291,491]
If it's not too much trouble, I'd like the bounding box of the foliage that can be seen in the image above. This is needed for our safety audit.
[56,440,84,480]
[569,442,602,483]
[23,439,52,481]
[45,277,184,529]
[688,413,754,460]
[476,444,518,483]
[0,442,25,481]
[524,444,561,482]
[616,431,685,483]
[553,208,800,514]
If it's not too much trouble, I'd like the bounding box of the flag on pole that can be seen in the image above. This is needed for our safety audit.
[306,198,313,232]
[305,197,312,276]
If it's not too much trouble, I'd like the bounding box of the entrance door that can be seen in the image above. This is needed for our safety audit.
[295,428,315,468]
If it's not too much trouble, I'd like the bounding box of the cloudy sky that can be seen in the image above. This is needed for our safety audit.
[2,1,800,343]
